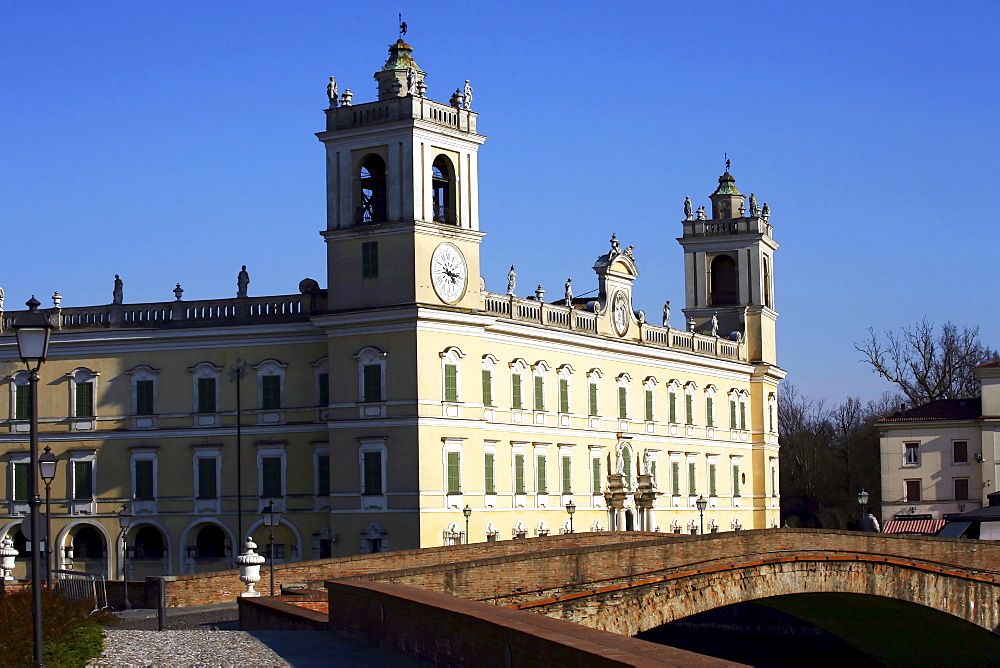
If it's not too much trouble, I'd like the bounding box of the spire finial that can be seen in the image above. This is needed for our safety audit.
[399,14,407,38]
[725,152,730,173]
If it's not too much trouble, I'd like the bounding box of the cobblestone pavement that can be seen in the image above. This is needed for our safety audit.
[90,630,290,667]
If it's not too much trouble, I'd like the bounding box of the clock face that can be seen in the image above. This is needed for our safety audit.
[612,290,629,336]
[430,242,468,304]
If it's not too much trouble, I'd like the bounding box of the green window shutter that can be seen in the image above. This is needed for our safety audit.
[512,374,522,409]
[559,379,569,413]
[730,400,737,429]
[484,453,495,494]
[589,383,598,416]
[651,461,657,484]
[74,461,93,500]
[671,462,680,495]
[514,454,525,494]
[740,402,747,430]
[197,377,216,413]
[317,455,330,496]
[197,458,217,499]
[592,458,601,494]
[364,364,383,402]
[444,364,458,403]
[318,373,330,407]
[262,456,283,497]
[536,455,547,493]
[134,460,154,500]
[561,455,571,493]
[621,448,631,480]
[261,375,281,409]
[76,382,94,418]
[12,462,27,501]
[363,451,382,495]
[482,370,493,407]
[135,380,154,415]
[733,465,741,496]
[534,376,544,411]
[14,385,28,420]
[361,241,379,279]
[688,462,696,495]
[706,397,714,427]
[644,389,653,422]
[685,393,694,425]
[618,387,627,419]
[447,452,461,494]
[669,393,677,423]
[710,463,717,496]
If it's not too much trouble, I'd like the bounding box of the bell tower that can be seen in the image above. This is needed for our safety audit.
[677,171,778,365]
[316,40,487,311]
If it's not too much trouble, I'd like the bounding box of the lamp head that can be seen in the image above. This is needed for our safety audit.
[696,495,708,512]
[117,503,133,530]
[262,499,281,526]
[566,501,576,515]
[38,446,58,483]
[13,296,52,370]
[462,504,472,519]
[857,488,869,507]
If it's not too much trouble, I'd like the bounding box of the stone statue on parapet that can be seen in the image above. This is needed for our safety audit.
[687,316,696,332]
[662,300,671,328]
[711,312,719,337]
[113,275,124,304]
[327,76,338,108]
[761,202,770,221]
[506,265,517,296]
[407,67,417,96]
[608,233,621,259]
[564,278,573,307]
[237,265,250,299]
[463,80,473,109]
[684,196,693,220]
[643,449,652,477]
[623,245,635,263]
[749,193,760,217]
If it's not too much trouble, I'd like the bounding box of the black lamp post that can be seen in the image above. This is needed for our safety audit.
[696,495,708,535]
[14,296,52,668]
[565,500,576,533]
[227,359,248,544]
[462,504,472,544]
[858,488,869,519]
[38,446,57,589]
[261,499,281,596]
[117,503,133,610]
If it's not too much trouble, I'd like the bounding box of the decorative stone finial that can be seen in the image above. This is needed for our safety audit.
[535,284,545,302]
[339,89,353,106]
[173,283,184,301]
[0,535,18,580]
[52,291,62,309]
[236,537,266,597]
[449,89,464,108]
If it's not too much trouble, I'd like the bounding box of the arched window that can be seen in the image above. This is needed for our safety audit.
[356,154,387,225]
[431,155,455,224]
[709,255,738,305]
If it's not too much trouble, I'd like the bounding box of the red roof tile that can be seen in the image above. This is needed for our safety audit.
[878,397,981,423]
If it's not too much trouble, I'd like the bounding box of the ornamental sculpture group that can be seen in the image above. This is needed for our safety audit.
[684,194,769,221]
[104,266,252,305]
[326,72,471,110]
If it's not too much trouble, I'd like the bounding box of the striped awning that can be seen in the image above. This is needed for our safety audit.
[883,519,946,535]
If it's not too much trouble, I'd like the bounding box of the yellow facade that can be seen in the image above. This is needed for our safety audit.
[0,39,783,580]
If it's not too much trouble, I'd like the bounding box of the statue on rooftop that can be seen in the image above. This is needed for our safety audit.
[506,265,517,296]
[696,206,707,220]
[463,80,473,110]
[684,196,693,220]
[749,193,760,217]
[0,287,5,310]
[113,275,123,304]
[662,300,671,328]
[609,233,621,259]
[564,278,573,307]
[327,76,338,108]
[237,265,250,299]
[643,449,652,477]
[711,312,719,337]
[407,67,417,95]
[761,202,770,221]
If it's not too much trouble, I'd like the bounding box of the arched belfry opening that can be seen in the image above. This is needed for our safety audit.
[709,255,738,305]
[432,155,455,224]
[356,154,387,225]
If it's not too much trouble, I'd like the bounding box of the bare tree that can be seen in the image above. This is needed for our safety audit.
[855,319,998,405]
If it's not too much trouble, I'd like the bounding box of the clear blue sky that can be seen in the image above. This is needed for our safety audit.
[3,1,997,404]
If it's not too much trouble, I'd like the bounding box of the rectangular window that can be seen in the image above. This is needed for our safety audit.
[14,385,29,420]
[363,364,382,403]
[482,370,493,407]
[588,383,598,416]
[363,451,382,495]
[709,463,717,496]
[133,460,154,500]
[12,462,28,501]
[905,479,921,503]
[261,375,281,410]
[76,383,94,418]
[688,462,696,495]
[361,241,379,279]
[318,373,330,407]
[534,376,544,411]
[644,389,654,422]
[514,454,526,494]
[671,461,680,495]
[904,443,919,465]
[706,397,714,427]
[317,455,330,496]
[669,393,677,423]
[733,464,741,497]
[618,387,627,419]
[730,399,737,429]
[512,374,523,410]
[592,457,601,494]
[739,402,747,430]
[444,364,458,403]
[484,453,495,494]
[561,455,572,494]
[73,461,94,501]
[197,458,217,499]
[953,441,968,464]
[954,478,970,501]
[135,380,154,415]
[685,394,694,425]
[536,455,547,494]
[197,377,217,413]
[559,379,569,413]
[447,452,461,494]
[261,456,283,498]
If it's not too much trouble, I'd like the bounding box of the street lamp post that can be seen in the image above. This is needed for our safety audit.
[117,504,133,610]
[14,296,53,668]
[857,488,870,528]
[38,447,57,589]
[696,495,708,535]
[565,500,576,533]
[261,499,281,596]
[462,505,472,544]
[228,359,248,546]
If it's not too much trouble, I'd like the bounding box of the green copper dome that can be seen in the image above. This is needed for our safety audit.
[381,39,421,72]
[712,172,743,196]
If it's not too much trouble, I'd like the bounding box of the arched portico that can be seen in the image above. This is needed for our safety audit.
[247,518,303,563]
[178,518,236,574]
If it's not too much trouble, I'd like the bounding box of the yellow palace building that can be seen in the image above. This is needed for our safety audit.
[0,40,784,579]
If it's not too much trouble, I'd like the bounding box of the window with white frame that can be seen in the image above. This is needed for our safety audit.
[130,450,157,501]
[126,365,160,416]
[193,448,221,500]
[667,381,680,423]
[770,458,778,497]
[904,442,919,466]
[684,382,697,425]
[532,361,549,412]
[618,443,632,488]
[10,371,30,421]
[643,377,657,422]
[535,446,548,494]
[687,458,697,496]
[671,457,681,495]
[953,440,969,464]
[190,362,222,414]
[591,449,603,495]
[257,443,287,499]
[739,392,748,430]
[360,438,386,496]
[70,451,96,502]
[560,447,572,494]
[732,457,742,497]
[616,374,630,419]
[312,357,330,407]
[440,347,465,404]
[68,368,99,418]
[355,347,387,404]
[510,359,527,410]
[512,445,527,495]
[444,440,464,495]
[728,390,739,429]
[705,385,717,428]
[767,393,777,433]
[587,369,602,416]
[9,453,28,502]
[314,445,330,497]
[557,365,573,414]
[708,457,718,496]
[484,441,497,495]
[254,359,287,410]
[481,355,497,407]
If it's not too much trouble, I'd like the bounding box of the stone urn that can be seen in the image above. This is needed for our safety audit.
[0,535,17,580]
[236,538,265,597]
